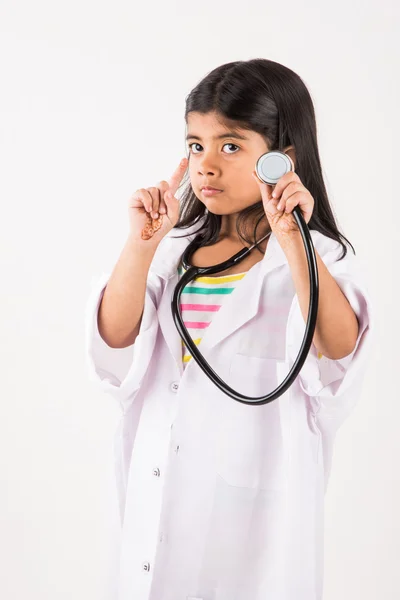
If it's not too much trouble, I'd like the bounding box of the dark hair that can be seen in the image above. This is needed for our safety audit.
[172,58,354,261]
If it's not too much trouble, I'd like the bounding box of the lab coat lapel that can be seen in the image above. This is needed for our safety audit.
[153,220,205,376]
[197,233,288,355]
[153,221,287,375]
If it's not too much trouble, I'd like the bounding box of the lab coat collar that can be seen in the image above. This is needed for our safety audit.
[151,216,288,375]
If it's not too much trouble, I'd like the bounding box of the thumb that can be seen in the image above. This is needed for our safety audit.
[164,189,179,217]
[252,171,280,216]
[164,189,178,205]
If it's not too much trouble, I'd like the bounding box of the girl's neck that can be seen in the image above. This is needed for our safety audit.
[218,220,271,245]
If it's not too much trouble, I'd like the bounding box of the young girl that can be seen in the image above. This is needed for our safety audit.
[85,59,373,600]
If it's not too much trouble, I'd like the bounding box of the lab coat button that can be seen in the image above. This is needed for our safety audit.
[152,467,160,477]
[142,561,150,572]
[170,381,179,392]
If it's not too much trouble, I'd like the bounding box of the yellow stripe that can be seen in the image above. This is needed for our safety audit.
[182,337,201,363]
[194,273,247,284]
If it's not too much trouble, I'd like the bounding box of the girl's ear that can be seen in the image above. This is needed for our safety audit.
[283,145,296,170]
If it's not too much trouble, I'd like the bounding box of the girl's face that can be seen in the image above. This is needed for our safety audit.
[186,111,269,219]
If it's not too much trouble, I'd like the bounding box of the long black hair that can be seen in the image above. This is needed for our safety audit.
[172,58,354,261]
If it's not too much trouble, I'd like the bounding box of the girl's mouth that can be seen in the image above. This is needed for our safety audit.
[201,189,223,196]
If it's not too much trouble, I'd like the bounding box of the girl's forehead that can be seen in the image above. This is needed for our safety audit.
[186,112,254,140]
[187,111,244,130]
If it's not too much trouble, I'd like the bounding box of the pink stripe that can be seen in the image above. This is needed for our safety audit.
[180,303,221,311]
[184,321,211,329]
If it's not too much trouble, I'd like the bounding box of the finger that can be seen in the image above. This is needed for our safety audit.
[168,157,189,196]
[276,197,286,212]
[147,187,162,218]
[138,189,154,214]
[164,190,175,206]
[283,192,301,213]
[272,172,299,200]
[252,170,273,199]
[155,181,170,214]
[277,183,302,210]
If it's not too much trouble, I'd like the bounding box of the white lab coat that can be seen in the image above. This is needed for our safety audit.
[84,217,374,600]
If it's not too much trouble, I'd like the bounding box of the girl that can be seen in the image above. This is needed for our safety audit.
[85,59,374,600]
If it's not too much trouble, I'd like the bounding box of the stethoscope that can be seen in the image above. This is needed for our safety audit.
[171,151,319,406]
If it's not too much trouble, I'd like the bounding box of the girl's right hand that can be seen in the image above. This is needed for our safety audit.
[128,157,189,244]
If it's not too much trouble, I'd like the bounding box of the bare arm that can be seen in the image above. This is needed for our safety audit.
[97,236,160,349]
[282,232,359,360]
[97,157,188,349]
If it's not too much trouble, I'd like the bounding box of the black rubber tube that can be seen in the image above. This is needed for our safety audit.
[171,205,319,405]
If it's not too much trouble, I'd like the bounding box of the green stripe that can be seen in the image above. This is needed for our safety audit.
[182,286,234,295]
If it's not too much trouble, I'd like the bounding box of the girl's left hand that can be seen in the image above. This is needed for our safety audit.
[251,170,314,239]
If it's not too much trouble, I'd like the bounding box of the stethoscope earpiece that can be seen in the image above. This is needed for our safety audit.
[255,151,294,186]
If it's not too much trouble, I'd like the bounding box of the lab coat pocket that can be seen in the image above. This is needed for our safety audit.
[215,354,287,491]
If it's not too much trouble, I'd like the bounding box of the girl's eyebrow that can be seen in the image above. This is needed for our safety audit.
[185,132,250,141]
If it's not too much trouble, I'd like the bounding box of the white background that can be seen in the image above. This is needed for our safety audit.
[0,1,398,598]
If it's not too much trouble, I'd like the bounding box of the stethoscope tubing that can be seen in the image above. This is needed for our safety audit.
[171,205,319,405]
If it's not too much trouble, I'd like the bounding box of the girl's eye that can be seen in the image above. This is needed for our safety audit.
[188,143,239,155]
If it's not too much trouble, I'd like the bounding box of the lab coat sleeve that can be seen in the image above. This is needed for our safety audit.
[286,233,375,430]
[84,267,163,410]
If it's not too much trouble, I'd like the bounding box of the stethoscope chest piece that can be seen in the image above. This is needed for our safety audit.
[255,151,294,185]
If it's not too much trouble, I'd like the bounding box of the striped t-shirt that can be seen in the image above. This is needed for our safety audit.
[176,262,325,364]
[177,262,247,368]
